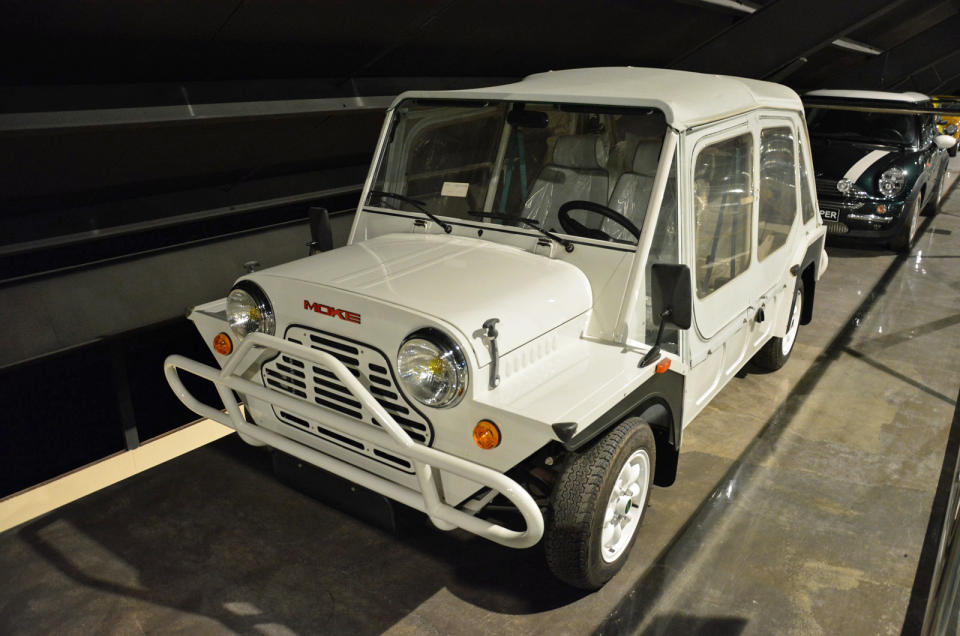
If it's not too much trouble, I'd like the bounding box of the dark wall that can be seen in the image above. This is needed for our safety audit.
[1,213,357,499]
[0,1,735,84]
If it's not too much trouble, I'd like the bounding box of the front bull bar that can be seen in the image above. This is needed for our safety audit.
[163,331,544,549]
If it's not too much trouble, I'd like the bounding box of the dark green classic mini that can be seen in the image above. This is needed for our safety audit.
[805,90,956,252]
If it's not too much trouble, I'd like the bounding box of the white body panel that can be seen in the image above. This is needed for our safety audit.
[680,109,826,427]
[348,211,639,344]
[261,233,592,366]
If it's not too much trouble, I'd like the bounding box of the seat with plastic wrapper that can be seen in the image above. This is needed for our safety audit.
[602,139,662,243]
[521,134,609,233]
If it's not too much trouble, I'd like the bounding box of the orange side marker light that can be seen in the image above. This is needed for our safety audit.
[655,358,671,374]
[213,332,233,356]
[473,420,501,449]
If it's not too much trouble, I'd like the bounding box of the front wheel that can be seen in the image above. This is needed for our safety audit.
[752,279,804,372]
[890,194,921,252]
[924,171,946,217]
[544,418,655,589]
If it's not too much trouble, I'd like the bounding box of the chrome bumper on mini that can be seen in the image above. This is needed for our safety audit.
[844,212,896,223]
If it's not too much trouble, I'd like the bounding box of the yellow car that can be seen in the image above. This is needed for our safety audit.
[933,95,960,156]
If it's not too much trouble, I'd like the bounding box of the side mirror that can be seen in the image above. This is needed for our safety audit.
[935,134,957,151]
[307,206,333,255]
[640,263,692,367]
[651,263,692,329]
[945,124,958,136]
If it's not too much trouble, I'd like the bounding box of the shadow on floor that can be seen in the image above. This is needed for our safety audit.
[10,434,585,635]
[638,613,748,636]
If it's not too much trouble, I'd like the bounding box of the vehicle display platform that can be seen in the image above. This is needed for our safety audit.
[2,168,959,635]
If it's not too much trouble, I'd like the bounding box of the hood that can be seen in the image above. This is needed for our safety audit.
[810,137,907,189]
[261,233,593,365]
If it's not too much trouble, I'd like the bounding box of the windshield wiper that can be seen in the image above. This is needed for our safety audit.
[368,190,452,233]
[467,211,574,252]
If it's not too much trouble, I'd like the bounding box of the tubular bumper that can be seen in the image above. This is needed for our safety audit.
[163,332,544,549]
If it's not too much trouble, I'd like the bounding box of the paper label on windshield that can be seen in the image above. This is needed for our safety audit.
[441,182,469,198]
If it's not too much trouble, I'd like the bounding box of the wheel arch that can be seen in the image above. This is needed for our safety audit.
[798,234,824,325]
[800,263,816,325]
[634,399,680,487]
[559,371,684,487]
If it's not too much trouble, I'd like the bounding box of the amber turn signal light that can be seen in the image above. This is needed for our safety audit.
[473,420,501,449]
[655,358,671,374]
[213,332,233,356]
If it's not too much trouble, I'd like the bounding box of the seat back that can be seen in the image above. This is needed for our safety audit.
[521,134,609,232]
[603,139,662,242]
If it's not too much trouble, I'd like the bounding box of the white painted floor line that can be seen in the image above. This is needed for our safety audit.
[0,419,232,534]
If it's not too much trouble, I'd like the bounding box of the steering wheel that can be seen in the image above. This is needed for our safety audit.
[557,200,642,242]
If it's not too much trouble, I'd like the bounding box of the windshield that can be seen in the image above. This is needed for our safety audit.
[368,99,668,245]
[806,108,919,146]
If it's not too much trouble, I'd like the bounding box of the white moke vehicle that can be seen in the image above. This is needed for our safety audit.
[166,67,828,589]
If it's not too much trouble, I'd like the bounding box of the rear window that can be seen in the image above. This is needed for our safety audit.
[757,127,796,260]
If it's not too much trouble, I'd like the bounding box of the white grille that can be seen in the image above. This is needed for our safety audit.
[260,326,433,473]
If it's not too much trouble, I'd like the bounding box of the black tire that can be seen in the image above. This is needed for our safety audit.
[890,194,921,253]
[949,144,957,158]
[544,418,655,589]
[923,169,946,217]
[752,279,804,372]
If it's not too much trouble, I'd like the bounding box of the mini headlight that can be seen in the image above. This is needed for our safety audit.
[397,329,468,408]
[878,167,907,198]
[226,280,275,339]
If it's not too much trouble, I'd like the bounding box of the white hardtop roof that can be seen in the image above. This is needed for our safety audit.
[806,89,930,103]
[394,67,803,130]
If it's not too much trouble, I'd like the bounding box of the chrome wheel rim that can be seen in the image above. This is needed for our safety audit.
[781,288,802,356]
[600,449,650,563]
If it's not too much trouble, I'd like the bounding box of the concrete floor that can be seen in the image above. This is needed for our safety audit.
[2,165,959,635]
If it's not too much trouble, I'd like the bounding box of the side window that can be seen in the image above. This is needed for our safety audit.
[694,133,753,298]
[757,127,796,261]
[797,135,816,224]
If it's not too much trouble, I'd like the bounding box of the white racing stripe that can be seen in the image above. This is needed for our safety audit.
[843,150,890,182]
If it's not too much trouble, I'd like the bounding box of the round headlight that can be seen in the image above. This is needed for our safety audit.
[878,167,907,198]
[226,281,275,339]
[397,329,468,408]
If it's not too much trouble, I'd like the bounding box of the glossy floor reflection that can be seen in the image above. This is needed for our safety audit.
[604,166,960,635]
[1,167,959,635]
